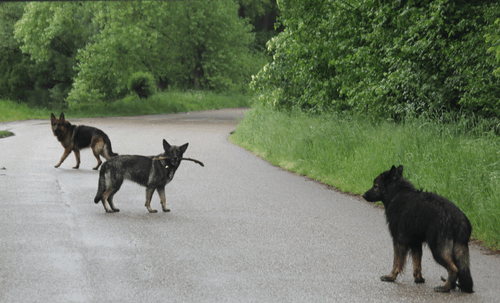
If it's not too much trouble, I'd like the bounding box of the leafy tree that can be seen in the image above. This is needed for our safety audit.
[486,18,500,76]
[67,0,259,106]
[252,0,360,112]
[364,0,500,118]
[0,3,23,99]
[12,2,94,106]
[237,0,282,51]
[0,3,42,103]
[13,1,266,108]
[253,0,500,118]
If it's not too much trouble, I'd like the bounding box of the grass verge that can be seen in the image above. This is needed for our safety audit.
[0,131,14,138]
[230,103,500,250]
[0,90,252,122]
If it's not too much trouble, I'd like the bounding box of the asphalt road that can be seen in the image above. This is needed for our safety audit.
[1,108,499,302]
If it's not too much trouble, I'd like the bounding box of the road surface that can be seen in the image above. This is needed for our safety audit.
[0,108,499,302]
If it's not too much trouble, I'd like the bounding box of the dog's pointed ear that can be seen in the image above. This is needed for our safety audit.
[180,143,189,154]
[396,165,404,177]
[389,165,398,180]
[163,139,171,151]
[59,112,65,120]
[51,113,56,121]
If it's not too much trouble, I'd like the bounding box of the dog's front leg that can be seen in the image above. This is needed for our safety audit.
[72,149,81,169]
[157,186,170,212]
[145,188,157,213]
[55,148,73,168]
[381,242,408,282]
[411,245,425,283]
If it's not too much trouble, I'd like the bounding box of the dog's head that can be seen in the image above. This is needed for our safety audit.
[162,139,189,167]
[362,165,403,202]
[50,112,68,136]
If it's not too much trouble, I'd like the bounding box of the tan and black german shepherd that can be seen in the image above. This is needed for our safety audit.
[50,113,118,170]
[94,139,203,213]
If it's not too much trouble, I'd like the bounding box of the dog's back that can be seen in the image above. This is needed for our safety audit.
[97,155,175,188]
[73,125,118,159]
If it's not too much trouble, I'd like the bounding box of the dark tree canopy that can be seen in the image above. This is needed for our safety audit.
[252,0,500,118]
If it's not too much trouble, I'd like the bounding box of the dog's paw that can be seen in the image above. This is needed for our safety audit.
[434,285,451,293]
[380,275,396,282]
[440,276,457,289]
[162,208,171,213]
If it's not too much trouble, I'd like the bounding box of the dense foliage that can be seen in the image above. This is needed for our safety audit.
[128,72,157,99]
[252,0,500,118]
[1,1,276,108]
[486,18,500,77]
[0,2,74,108]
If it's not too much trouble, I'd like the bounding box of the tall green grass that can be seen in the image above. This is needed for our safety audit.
[0,99,52,122]
[0,90,251,122]
[231,103,500,249]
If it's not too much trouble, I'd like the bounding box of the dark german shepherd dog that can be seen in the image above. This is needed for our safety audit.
[94,139,198,213]
[363,165,473,293]
[51,113,117,170]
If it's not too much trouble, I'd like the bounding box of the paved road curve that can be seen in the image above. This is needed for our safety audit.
[1,109,499,302]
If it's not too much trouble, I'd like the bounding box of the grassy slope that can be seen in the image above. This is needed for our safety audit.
[231,104,500,249]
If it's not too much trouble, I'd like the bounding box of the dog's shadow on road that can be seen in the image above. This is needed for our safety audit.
[98,210,191,225]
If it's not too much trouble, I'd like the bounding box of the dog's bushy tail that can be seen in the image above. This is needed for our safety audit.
[103,135,118,159]
[454,243,474,293]
[94,167,107,204]
[107,143,118,158]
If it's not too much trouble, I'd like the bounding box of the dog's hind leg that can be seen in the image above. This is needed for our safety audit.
[381,242,408,282]
[101,176,123,213]
[157,186,170,212]
[432,239,458,292]
[101,188,116,213]
[91,137,104,170]
[100,179,122,213]
[145,188,157,213]
[107,194,120,213]
[411,245,425,283]
[453,243,474,293]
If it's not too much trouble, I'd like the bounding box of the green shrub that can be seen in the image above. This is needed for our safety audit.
[128,72,157,99]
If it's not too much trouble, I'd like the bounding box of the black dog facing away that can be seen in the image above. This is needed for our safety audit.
[363,165,474,293]
[94,139,203,213]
